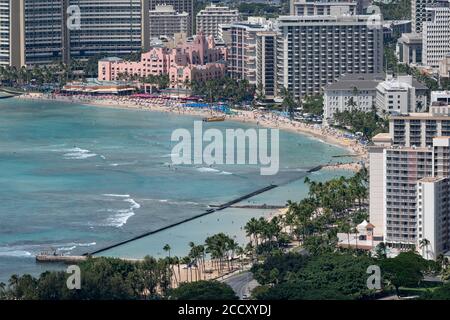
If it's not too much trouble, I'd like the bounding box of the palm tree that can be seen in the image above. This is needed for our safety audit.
[205,233,232,275]
[235,246,245,270]
[353,227,359,250]
[188,242,204,281]
[226,238,239,271]
[437,254,446,269]
[339,221,352,248]
[375,242,387,259]
[207,79,220,103]
[280,87,296,118]
[173,256,182,285]
[255,83,265,103]
[163,244,171,258]
[181,256,192,282]
[419,238,431,259]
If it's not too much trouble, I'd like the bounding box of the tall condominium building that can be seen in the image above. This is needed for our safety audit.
[256,31,277,100]
[422,0,450,68]
[0,0,21,67]
[24,0,67,66]
[0,0,150,67]
[412,0,435,33]
[196,4,240,39]
[148,0,194,36]
[389,107,450,147]
[369,106,450,258]
[417,175,450,259]
[276,15,383,99]
[0,0,66,67]
[0,0,9,65]
[290,0,358,16]
[68,0,143,60]
[148,5,188,39]
[220,20,272,86]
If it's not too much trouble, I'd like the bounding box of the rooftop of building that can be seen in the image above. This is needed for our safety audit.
[418,176,447,183]
[221,21,269,30]
[384,20,412,25]
[386,145,432,151]
[292,0,357,5]
[372,132,392,142]
[99,57,123,62]
[198,4,239,13]
[150,5,188,15]
[398,32,422,43]
[66,78,134,87]
[377,75,428,91]
[390,112,450,120]
[324,73,427,91]
[325,80,380,91]
[277,14,377,23]
[324,73,383,90]
[432,90,450,95]
[425,0,450,9]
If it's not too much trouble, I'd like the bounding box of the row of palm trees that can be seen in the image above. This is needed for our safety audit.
[244,216,285,250]
[161,232,246,287]
[285,170,369,251]
[191,77,255,104]
[0,62,87,88]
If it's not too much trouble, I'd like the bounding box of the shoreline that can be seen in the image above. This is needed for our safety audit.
[16,93,367,167]
[0,95,362,282]
[16,92,364,232]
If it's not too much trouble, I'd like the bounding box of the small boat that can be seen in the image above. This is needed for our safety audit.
[202,116,226,122]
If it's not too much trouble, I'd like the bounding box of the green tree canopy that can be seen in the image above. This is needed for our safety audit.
[169,280,238,300]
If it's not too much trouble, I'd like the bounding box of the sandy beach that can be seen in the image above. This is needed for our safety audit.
[17,93,368,167]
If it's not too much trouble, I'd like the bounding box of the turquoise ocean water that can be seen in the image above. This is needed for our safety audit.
[0,99,353,282]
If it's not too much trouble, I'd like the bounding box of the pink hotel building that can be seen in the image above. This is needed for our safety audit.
[98,34,227,87]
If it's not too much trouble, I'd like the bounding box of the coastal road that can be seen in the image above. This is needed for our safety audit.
[223,272,259,300]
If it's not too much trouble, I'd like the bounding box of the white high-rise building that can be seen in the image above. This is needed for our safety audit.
[422,0,450,68]
[196,4,240,38]
[148,5,189,39]
[276,14,384,99]
[417,176,450,260]
[412,0,435,33]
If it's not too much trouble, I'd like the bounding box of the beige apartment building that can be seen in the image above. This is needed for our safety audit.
[369,106,450,259]
[196,4,240,39]
[290,0,358,16]
[148,5,189,39]
[148,0,194,36]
